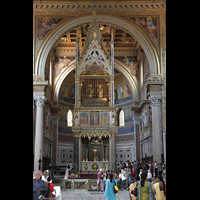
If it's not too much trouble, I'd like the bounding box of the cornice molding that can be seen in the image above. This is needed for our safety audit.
[33,2,166,13]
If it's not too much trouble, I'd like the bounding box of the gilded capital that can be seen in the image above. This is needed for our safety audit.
[73,131,79,137]
[110,130,117,137]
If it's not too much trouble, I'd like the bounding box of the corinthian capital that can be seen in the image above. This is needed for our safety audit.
[34,96,46,107]
[133,115,140,124]
[149,94,162,106]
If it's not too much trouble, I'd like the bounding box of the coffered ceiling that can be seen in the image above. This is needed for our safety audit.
[55,24,140,60]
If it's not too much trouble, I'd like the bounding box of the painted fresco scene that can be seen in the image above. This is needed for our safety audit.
[36,17,65,50]
[114,69,133,105]
[80,112,89,126]
[101,112,110,126]
[130,16,158,49]
[116,57,138,77]
[90,111,100,126]
[54,56,73,77]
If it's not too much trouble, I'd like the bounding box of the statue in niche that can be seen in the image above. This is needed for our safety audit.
[86,84,93,98]
[97,84,103,98]
[94,156,99,161]
[91,50,98,57]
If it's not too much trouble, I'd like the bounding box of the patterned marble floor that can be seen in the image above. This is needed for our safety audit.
[61,190,130,200]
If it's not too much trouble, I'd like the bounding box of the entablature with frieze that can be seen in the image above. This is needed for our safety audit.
[33,1,166,16]
[33,1,165,10]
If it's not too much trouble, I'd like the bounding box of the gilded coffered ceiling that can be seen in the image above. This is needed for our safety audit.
[55,24,140,60]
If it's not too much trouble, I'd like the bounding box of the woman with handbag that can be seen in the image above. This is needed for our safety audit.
[104,173,118,200]
[129,175,140,200]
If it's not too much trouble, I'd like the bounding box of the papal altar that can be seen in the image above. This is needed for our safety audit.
[81,161,109,171]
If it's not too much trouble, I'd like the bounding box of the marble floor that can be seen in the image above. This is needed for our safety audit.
[61,190,130,200]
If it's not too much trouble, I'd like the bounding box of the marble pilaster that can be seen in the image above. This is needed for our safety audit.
[79,137,82,171]
[73,132,79,171]
[109,131,117,171]
[34,96,46,171]
[150,94,162,163]
[133,115,140,161]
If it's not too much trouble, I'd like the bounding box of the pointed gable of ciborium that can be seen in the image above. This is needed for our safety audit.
[78,9,111,75]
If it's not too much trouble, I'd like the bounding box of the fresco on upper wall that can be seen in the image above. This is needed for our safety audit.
[80,112,89,126]
[116,57,138,77]
[54,57,73,77]
[36,17,65,51]
[116,82,124,99]
[101,112,110,126]
[130,17,158,49]
[59,70,75,104]
[123,79,131,96]
[90,111,100,126]
[114,73,133,104]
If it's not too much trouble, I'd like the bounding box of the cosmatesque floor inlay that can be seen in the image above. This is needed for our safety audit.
[61,190,130,200]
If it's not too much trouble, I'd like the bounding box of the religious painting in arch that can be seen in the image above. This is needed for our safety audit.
[101,112,110,126]
[36,17,65,52]
[129,16,159,50]
[54,56,73,77]
[117,57,138,77]
[80,112,89,126]
[117,82,124,99]
[123,79,131,96]
[90,111,99,126]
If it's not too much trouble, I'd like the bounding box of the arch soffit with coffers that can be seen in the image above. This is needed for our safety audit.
[53,58,139,103]
[35,14,160,76]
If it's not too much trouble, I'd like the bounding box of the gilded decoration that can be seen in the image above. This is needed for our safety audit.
[79,130,111,138]
[33,0,165,75]
[92,163,98,170]
[84,163,88,170]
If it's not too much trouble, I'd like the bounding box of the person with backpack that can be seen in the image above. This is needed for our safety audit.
[129,175,140,200]
[46,176,54,198]
[104,173,118,200]
[97,169,103,191]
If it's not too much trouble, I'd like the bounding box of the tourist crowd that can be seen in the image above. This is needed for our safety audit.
[33,160,166,200]
[98,160,166,200]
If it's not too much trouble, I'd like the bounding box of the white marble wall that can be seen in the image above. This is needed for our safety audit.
[116,142,135,165]
[58,143,74,166]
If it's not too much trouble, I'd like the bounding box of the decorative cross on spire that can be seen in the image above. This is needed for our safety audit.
[91,0,97,18]
[91,0,96,7]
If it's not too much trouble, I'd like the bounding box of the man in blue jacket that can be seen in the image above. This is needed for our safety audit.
[33,170,47,200]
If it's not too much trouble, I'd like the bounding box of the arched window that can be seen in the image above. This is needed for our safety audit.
[67,110,72,126]
[119,110,124,126]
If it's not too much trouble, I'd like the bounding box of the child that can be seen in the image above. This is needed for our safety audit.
[46,176,54,198]
[147,169,152,181]
[139,169,143,180]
